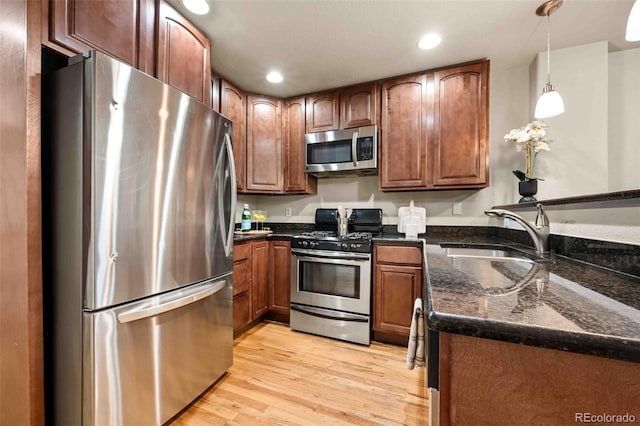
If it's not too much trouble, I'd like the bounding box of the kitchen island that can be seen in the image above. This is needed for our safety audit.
[421,233,640,426]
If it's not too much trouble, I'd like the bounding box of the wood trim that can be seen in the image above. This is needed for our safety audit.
[0,0,44,423]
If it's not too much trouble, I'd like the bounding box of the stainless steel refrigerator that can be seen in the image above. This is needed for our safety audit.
[42,51,236,425]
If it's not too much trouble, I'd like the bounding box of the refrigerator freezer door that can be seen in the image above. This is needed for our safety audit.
[83,275,233,426]
[86,52,235,310]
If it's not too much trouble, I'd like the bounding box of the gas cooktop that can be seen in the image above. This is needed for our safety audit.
[296,231,373,241]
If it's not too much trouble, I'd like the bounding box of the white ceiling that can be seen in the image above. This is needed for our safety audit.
[167,0,639,98]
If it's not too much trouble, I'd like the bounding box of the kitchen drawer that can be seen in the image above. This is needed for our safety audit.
[234,242,251,261]
[232,257,251,296]
[233,292,251,331]
[375,245,422,266]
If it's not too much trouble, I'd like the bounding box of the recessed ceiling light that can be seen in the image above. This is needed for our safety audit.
[183,0,209,15]
[418,33,442,50]
[266,71,283,83]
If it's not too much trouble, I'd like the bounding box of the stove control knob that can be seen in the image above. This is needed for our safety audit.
[341,243,349,250]
[302,241,308,247]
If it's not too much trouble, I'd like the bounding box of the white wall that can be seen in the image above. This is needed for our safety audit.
[608,48,640,191]
[236,46,640,246]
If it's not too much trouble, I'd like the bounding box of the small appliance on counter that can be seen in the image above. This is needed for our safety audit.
[397,200,426,239]
[289,208,383,345]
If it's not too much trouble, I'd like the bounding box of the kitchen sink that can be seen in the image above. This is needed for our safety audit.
[438,244,548,295]
[442,246,535,263]
[440,244,545,263]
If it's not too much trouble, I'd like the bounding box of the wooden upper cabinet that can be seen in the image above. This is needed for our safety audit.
[220,80,246,192]
[210,72,221,113]
[283,97,317,194]
[46,0,155,73]
[156,1,211,104]
[340,83,379,129]
[380,73,432,191]
[246,95,283,193]
[305,91,340,133]
[432,61,489,188]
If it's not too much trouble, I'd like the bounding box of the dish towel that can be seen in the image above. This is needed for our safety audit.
[406,298,425,370]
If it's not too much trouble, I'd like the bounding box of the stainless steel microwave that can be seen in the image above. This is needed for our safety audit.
[304,125,378,176]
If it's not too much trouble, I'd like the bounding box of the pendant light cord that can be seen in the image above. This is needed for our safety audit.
[546,14,551,85]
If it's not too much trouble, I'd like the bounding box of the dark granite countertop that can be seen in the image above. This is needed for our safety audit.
[420,235,640,363]
[233,225,640,362]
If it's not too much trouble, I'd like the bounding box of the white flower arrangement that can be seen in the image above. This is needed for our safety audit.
[504,120,552,181]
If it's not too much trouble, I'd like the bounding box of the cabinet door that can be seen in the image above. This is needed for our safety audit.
[305,92,339,133]
[232,243,251,296]
[251,240,269,319]
[341,83,379,129]
[246,95,283,193]
[47,0,155,73]
[283,97,317,194]
[233,293,251,332]
[269,240,291,315]
[380,74,432,190]
[220,80,246,192]
[232,242,252,334]
[157,1,211,104]
[373,264,422,336]
[433,61,489,187]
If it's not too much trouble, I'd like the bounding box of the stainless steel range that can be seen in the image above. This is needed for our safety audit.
[290,209,382,345]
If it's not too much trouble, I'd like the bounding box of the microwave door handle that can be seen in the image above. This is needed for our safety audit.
[351,131,359,167]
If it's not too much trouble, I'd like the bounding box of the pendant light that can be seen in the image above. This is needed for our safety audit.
[534,0,565,119]
[627,0,640,41]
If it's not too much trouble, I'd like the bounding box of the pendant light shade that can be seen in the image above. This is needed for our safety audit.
[534,0,564,120]
[627,0,640,41]
[535,83,565,119]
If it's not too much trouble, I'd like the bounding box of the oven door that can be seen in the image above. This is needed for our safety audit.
[290,248,371,315]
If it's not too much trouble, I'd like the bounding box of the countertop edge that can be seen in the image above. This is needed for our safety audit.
[426,310,640,364]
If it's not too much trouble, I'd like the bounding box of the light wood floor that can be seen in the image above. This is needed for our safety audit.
[172,322,429,425]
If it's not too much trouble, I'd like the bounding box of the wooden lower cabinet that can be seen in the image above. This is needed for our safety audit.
[373,244,423,344]
[232,292,251,331]
[233,238,292,336]
[251,240,269,319]
[233,242,252,335]
[438,332,640,425]
[269,240,291,317]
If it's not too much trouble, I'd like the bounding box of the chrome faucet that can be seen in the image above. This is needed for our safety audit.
[485,203,550,254]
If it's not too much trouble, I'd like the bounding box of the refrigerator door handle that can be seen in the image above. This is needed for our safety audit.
[223,132,237,257]
[117,280,226,323]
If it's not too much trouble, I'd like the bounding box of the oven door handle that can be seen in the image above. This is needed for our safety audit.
[291,304,369,323]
